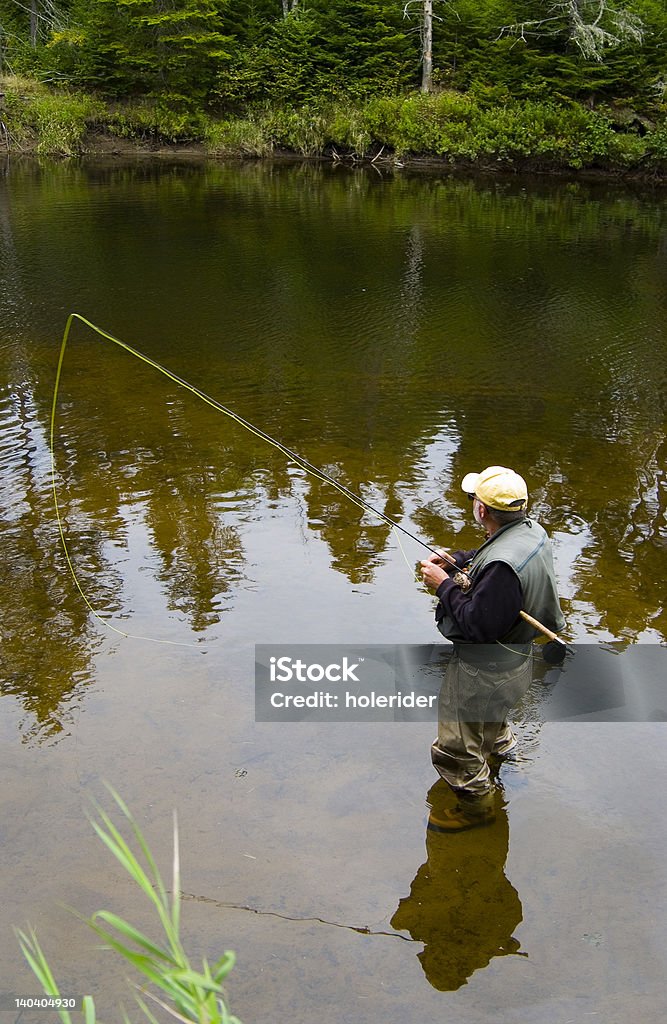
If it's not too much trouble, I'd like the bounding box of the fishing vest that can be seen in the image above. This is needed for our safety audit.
[437,517,565,646]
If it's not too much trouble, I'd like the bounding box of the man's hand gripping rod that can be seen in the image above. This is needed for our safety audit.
[431,550,567,651]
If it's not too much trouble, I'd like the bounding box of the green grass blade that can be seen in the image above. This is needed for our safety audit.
[211,952,236,984]
[16,929,74,1024]
[87,921,169,984]
[90,816,161,909]
[82,996,96,1024]
[171,811,181,935]
[16,928,59,993]
[89,921,199,1019]
[135,989,196,1024]
[170,967,224,993]
[93,911,178,964]
[90,805,179,947]
[105,786,170,911]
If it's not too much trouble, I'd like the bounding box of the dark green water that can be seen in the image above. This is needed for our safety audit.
[1,159,666,1022]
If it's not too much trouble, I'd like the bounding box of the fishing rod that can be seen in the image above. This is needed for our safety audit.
[53,314,568,657]
[54,315,446,555]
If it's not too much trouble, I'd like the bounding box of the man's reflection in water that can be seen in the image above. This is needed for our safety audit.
[391,781,525,991]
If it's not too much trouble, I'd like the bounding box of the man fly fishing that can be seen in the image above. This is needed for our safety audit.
[420,465,565,832]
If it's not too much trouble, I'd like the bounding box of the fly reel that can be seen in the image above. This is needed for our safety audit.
[453,570,472,592]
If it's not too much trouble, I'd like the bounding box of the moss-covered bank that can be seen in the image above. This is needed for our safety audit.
[1,77,665,179]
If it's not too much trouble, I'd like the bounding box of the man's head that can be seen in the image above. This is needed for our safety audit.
[461,466,528,530]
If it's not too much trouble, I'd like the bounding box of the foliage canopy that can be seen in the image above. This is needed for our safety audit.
[0,1,665,112]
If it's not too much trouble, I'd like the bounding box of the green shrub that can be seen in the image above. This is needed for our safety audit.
[0,88,32,144]
[108,102,204,143]
[2,75,663,171]
[606,131,648,165]
[17,789,242,1024]
[263,106,329,155]
[326,103,373,155]
[0,82,105,155]
[566,108,615,165]
[362,94,405,149]
[203,116,272,157]
[29,92,105,155]
[645,124,667,163]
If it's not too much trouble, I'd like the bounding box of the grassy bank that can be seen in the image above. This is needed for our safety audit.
[2,77,666,175]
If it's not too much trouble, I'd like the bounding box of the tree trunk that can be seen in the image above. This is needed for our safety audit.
[421,0,433,93]
[30,1,39,49]
[282,0,299,17]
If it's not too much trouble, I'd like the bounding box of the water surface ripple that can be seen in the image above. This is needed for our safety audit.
[0,162,666,1022]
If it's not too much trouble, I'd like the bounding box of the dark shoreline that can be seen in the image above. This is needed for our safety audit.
[3,130,666,188]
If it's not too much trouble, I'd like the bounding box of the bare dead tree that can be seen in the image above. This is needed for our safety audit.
[404,1,433,92]
[30,0,38,48]
[496,1,644,62]
[421,0,432,92]
[2,0,69,48]
[403,1,460,93]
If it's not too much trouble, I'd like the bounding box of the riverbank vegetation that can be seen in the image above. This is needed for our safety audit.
[0,2,665,172]
[18,790,242,1024]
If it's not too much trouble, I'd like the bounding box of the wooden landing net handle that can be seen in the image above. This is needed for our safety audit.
[519,610,565,645]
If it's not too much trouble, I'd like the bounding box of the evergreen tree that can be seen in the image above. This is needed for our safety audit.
[223,0,281,45]
[2,0,664,115]
[60,1,235,103]
[215,1,419,106]
[309,0,418,95]
[430,1,665,106]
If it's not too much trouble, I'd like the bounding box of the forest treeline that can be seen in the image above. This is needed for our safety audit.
[0,2,666,169]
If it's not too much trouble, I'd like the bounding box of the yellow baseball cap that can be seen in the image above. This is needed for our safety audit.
[461,466,528,511]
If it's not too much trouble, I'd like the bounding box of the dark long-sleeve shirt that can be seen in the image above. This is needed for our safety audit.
[434,550,523,644]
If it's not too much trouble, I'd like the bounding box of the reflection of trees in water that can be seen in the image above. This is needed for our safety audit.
[391,782,524,991]
[304,469,400,583]
[0,383,107,741]
[534,325,667,639]
[145,463,246,633]
[0,362,249,735]
[1,162,666,739]
[47,330,258,621]
[209,165,666,638]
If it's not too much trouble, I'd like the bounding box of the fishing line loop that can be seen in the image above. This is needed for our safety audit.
[51,314,430,647]
[52,315,566,658]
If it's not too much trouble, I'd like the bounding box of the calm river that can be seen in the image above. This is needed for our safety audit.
[1,159,666,1023]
